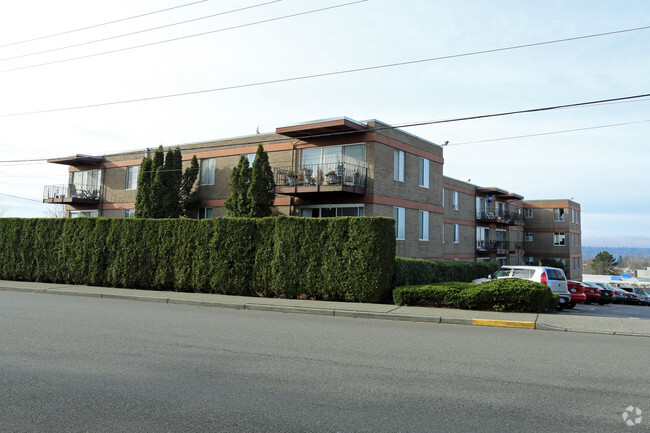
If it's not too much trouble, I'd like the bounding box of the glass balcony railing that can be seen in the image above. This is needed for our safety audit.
[43,184,101,201]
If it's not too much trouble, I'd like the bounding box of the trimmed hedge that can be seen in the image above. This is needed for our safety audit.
[393,257,499,287]
[393,279,558,313]
[0,216,395,303]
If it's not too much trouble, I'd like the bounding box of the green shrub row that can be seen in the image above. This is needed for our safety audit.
[393,257,499,287]
[0,216,395,303]
[393,279,558,313]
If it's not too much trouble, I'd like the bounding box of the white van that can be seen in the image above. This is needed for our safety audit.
[484,265,571,308]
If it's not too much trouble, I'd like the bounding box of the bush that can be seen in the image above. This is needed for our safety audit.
[393,257,499,287]
[0,216,395,303]
[393,279,557,313]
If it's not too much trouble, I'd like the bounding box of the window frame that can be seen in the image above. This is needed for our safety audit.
[199,158,216,186]
[418,210,429,241]
[553,232,566,246]
[393,206,405,240]
[125,165,139,190]
[419,158,429,188]
[453,223,460,243]
[524,208,533,218]
[452,191,459,210]
[393,150,405,182]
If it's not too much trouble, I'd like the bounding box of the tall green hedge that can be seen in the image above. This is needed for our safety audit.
[393,257,499,287]
[0,216,395,303]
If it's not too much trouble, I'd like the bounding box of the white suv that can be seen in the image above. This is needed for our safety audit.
[487,265,571,308]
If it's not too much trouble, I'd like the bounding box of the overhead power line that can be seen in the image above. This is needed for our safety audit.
[0,95,649,164]
[0,0,283,63]
[0,21,648,116]
[0,0,367,74]
[0,0,208,49]
[0,192,43,203]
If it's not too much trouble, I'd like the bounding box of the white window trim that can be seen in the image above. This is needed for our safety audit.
[125,165,139,190]
[553,232,566,246]
[419,158,429,188]
[453,224,460,243]
[394,150,405,182]
[394,207,405,240]
[452,191,459,210]
[418,210,429,241]
[524,208,533,218]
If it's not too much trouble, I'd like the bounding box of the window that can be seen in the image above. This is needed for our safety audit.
[300,205,364,217]
[419,158,429,188]
[452,191,459,210]
[553,232,566,246]
[393,207,405,239]
[524,256,535,265]
[525,232,534,242]
[476,227,489,250]
[69,210,98,218]
[573,257,581,270]
[72,169,101,199]
[524,208,533,218]
[476,197,486,218]
[123,209,135,218]
[394,150,404,182]
[200,158,215,185]
[571,233,576,246]
[442,188,446,207]
[125,165,139,190]
[418,210,429,241]
[571,209,575,223]
[453,224,459,243]
[199,208,214,219]
[442,223,445,243]
[495,202,506,217]
[497,257,507,266]
[553,208,565,222]
[246,153,256,166]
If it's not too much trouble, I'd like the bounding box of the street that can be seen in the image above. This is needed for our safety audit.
[1,291,648,432]
[560,302,650,319]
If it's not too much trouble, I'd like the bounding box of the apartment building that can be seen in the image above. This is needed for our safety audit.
[43,116,582,278]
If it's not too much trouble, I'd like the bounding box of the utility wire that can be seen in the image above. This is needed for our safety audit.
[0,95,649,164]
[0,21,647,116]
[0,192,43,203]
[0,0,208,49]
[0,0,366,74]
[0,0,283,62]
[448,119,650,145]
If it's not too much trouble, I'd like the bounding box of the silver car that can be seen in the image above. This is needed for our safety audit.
[485,265,571,308]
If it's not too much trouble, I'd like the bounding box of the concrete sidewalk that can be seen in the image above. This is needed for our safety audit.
[1,279,649,337]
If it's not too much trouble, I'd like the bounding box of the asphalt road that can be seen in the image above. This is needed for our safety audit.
[1,291,648,433]
[560,302,650,319]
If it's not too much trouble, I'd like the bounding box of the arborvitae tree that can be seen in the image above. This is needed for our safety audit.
[224,156,251,217]
[181,155,200,218]
[248,144,275,217]
[134,157,153,218]
[135,146,198,219]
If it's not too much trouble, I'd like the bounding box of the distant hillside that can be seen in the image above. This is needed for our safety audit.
[582,246,650,259]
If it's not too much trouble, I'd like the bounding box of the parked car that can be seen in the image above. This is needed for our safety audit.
[595,284,628,304]
[478,265,571,309]
[583,282,613,305]
[576,281,601,304]
[567,280,587,308]
[618,287,641,305]
[631,288,649,306]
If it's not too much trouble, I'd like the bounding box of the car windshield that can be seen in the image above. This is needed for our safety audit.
[493,269,511,278]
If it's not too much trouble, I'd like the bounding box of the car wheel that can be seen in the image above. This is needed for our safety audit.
[598,300,606,305]
[567,302,575,309]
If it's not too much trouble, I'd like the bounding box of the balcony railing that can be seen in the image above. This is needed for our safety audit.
[43,184,101,202]
[274,163,367,189]
[475,210,523,226]
[476,240,524,253]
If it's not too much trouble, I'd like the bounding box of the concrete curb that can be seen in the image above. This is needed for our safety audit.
[1,282,649,337]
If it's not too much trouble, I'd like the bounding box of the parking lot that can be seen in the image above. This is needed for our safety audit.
[560,302,650,319]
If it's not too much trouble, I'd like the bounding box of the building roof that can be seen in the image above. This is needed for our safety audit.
[276,117,367,138]
[47,154,103,166]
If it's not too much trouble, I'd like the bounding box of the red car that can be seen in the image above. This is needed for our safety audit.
[567,280,587,308]
[570,280,601,304]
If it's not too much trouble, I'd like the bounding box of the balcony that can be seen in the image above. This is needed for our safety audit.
[43,184,101,204]
[476,211,523,226]
[476,241,524,254]
[274,163,367,197]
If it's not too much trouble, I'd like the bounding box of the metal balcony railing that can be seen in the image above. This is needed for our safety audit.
[43,184,101,201]
[476,240,524,253]
[274,162,367,188]
[475,210,523,226]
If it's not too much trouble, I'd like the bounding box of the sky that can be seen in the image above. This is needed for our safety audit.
[0,0,649,247]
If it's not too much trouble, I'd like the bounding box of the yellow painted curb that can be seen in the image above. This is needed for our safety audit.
[472,318,536,329]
